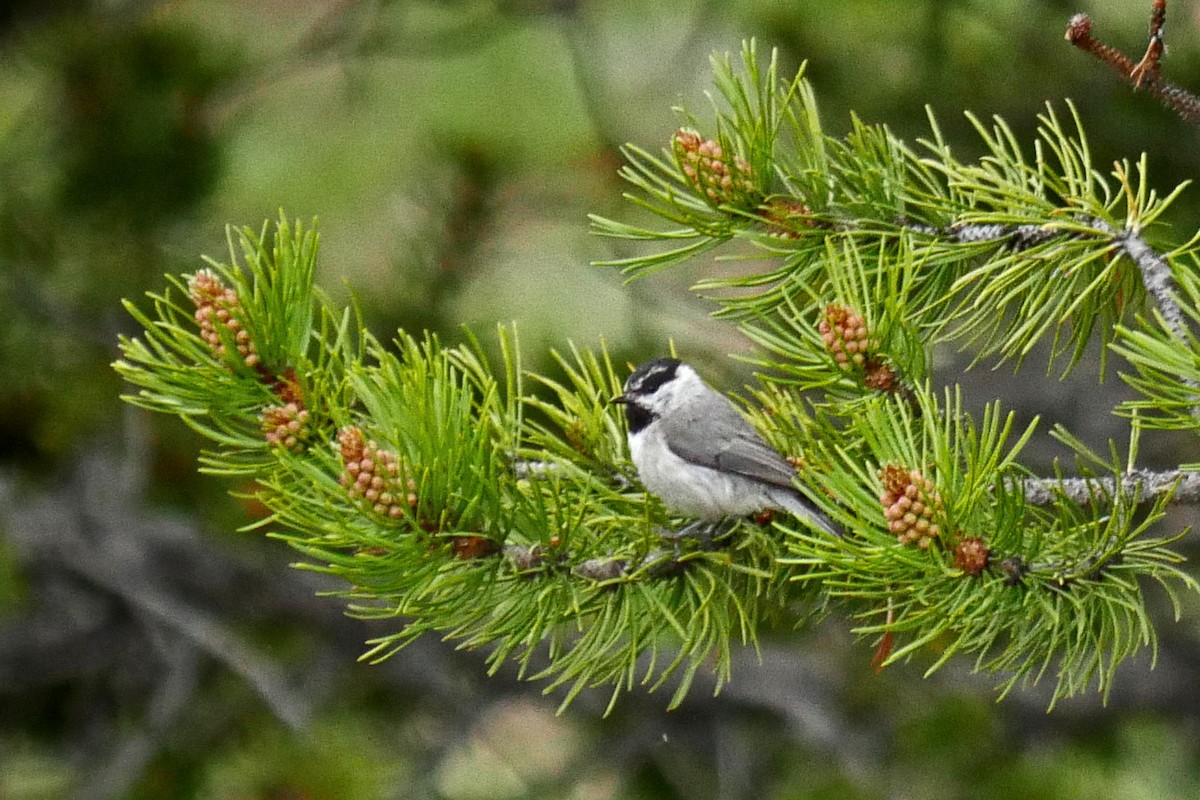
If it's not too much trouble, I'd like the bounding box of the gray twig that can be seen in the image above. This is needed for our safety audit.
[1019,468,1200,507]
[1103,221,1190,343]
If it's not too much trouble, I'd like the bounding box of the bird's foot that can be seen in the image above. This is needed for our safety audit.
[656,519,738,550]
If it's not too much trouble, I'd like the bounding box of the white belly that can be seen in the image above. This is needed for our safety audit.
[629,428,774,519]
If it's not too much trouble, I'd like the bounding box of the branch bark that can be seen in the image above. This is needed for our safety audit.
[1019,468,1200,507]
[1097,220,1191,343]
[1065,5,1200,126]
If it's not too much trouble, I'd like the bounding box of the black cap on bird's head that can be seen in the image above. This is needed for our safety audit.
[617,358,681,399]
[612,358,683,433]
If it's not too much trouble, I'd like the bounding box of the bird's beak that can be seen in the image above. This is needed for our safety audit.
[611,394,629,404]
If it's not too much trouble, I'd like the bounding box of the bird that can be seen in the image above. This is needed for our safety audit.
[612,358,841,537]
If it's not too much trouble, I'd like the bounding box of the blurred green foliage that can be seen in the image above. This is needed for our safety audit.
[55,21,228,221]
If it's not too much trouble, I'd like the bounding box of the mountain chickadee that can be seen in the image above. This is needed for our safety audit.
[613,358,841,537]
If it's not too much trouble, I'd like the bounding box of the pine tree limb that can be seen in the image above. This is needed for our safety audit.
[114,44,1200,712]
[1019,469,1200,507]
[1065,5,1200,125]
[1092,218,1190,343]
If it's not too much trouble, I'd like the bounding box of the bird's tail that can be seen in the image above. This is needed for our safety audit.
[772,488,843,538]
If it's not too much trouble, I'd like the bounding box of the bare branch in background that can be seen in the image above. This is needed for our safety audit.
[1065,1,1200,125]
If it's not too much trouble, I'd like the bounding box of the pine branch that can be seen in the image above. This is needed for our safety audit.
[594,57,1189,374]
[1065,3,1200,126]
[115,43,1200,712]
[1020,469,1200,507]
[1091,217,1189,342]
[1111,250,1200,432]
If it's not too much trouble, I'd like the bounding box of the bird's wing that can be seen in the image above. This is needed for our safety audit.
[660,393,798,490]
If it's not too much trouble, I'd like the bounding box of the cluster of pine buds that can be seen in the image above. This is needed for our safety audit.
[189,269,260,368]
[337,426,417,519]
[861,358,899,393]
[819,304,900,392]
[819,304,874,370]
[953,535,990,577]
[262,402,310,451]
[672,129,756,205]
[879,465,942,549]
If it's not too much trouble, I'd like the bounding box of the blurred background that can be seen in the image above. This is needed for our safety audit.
[3,1,1200,798]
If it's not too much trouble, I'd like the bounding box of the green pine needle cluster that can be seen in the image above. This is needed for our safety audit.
[593,44,1188,376]
[117,219,792,712]
[117,40,1200,711]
